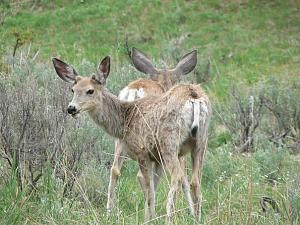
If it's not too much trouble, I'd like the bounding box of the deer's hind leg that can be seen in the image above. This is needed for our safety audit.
[159,136,185,225]
[107,139,126,214]
[179,157,195,217]
[164,153,184,225]
[190,137,208,220]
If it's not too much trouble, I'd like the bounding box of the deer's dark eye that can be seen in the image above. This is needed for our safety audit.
[86,89,94,95]
[71,89,74,93]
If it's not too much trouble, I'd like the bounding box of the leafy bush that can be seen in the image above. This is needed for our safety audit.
[214,85,263,152]
[214,76,300,152]
[203,145,238,186]
[255,146,290,185]
[0,56,111,198]
[258,77,300,152]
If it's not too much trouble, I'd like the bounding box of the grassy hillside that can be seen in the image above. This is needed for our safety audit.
[0,1,299,224]
[1,0,299,87]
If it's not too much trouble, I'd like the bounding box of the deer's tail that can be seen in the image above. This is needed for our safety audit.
[190,98,210,138]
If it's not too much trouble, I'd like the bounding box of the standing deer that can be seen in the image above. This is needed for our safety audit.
[52,56,211,224]
[108,47,198,216]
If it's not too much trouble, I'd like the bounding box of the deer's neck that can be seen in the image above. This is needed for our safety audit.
[88,90,127,139]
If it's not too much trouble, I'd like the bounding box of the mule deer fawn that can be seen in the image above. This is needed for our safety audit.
[108,47,198,215]
[52,56,211,224]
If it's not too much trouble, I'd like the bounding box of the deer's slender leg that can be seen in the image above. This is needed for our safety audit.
[153,162,163,191]
[107,139,126,214]
[164,154,184,225]
[138,157,155,222]
[137,168,146,193]
[180,157,195,217]
[190,137,207,220]
[139,158,194,217]
[138,161,162,193]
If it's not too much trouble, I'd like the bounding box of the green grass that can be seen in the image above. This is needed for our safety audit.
[1,1,299,95]
[0,0,300,224]
[1,145,299,224]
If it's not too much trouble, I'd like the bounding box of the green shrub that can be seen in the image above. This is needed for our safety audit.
[203,145,238,186]
[254,146,290,185]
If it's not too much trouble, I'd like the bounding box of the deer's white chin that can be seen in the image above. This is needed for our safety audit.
[70,110,82,119]
[71,113,79,119]
[70,108,91,118]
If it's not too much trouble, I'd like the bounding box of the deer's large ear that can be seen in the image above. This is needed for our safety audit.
[52,58,78,83]
[131,47,158,75]
[95,56,111,85]
[173,50,197,76]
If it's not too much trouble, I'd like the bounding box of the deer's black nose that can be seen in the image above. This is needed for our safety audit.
[67,105,77,114]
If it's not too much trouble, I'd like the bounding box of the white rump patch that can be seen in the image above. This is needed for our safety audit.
[199,97,209,115]
[136,88,145,98]
[189,97,210,137]
[127,89,137,101]
[118,87,146,102]
[118,87,137,102]
[118,87,130,100]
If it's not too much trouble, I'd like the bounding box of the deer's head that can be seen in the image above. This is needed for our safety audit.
[131,48,197,90]
[52,56,111,117]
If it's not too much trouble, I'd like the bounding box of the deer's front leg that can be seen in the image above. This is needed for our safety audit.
[138,161,163,193]
[138,157,155,222]
[107,139,126,214]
